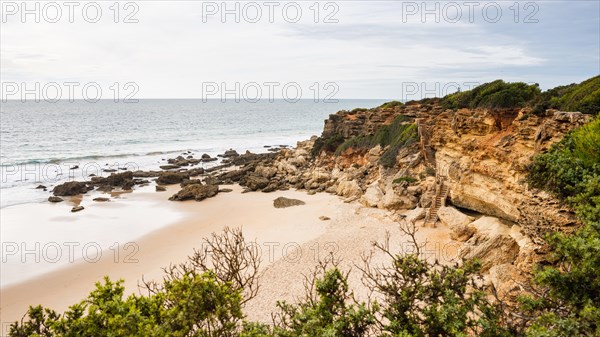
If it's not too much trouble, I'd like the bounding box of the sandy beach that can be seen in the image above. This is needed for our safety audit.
[1,182,455,328]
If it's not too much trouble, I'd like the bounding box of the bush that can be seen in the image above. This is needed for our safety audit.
[311,134,345,158]
[521,118,600,336]
[379,100,404,109]
[527,118,600,210]
[442,80,541,110]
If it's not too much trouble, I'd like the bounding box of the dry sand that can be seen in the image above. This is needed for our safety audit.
[1,184,456,328]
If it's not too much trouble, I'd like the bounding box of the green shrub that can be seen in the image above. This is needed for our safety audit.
[393,176,417,184]
[522,118,600,336]
[425,167,436,176]
[442,80,541,110]
[379,100,404,109]
[527,118,600,205]
[311,134,345,158]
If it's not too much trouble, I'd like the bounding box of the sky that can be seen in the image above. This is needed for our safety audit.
[1,0,599,100]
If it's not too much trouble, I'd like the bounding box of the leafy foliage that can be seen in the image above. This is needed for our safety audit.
[272,266,375,337]
[532,76,600,115]
[522,118,600,336]
[359,223,514,337]
[527,118,600,217]
[442,80,541,110]
[311,134,345,158]
[10,274,243,337]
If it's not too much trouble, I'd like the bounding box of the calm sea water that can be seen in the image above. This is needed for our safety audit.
[0,99,387,208]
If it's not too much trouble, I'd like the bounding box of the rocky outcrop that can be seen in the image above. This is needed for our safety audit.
[169,184,218,201]
[52,181,92,196]
[157,171,190,185]
[437,206,475,242]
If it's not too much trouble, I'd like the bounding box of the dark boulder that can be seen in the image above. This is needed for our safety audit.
[223,149,239,158]
[53,181,91,196]
[169,184,219,201]
[157,171,190,185]
[71,206,85,212]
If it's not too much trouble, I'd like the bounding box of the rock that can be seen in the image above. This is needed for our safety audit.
[319,216,331,221]
[273,197,306,208]
[255,165,277,179]
[223,149,239,157]
[461,233,520,272]
[488,263,526,299]
[156,185,167,192]
[360,184,383,207]
[96,185,114,192]
[404,207,426,223]
[169,184,219,201]
[93,197,110,202]
[377,186,418,210]
[157,171,189,185]
[336,180,362,198]
[201,153,211,159]
[53,181,91,196]
[71,206,84,212]
[180,179,203,187]
[103,169,117,173]
[219,188,233,193]
[48,196,64,203]
[262,181,281,193]
[437,206,475,242]
[132,170,162,178]
[160,164,181,170]
[70,165,79,170]
[36,184,47,189]
[100,171,134,187]
[241,174,270,191]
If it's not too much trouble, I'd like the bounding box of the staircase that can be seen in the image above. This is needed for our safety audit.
[424,177,450,226]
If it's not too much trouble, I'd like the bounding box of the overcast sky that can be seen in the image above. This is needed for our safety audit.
[1,0,599,100]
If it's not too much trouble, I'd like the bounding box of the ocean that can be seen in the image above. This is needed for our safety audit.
[0,99,388,208]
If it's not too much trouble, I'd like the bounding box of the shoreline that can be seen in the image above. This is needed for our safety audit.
[1,179,456,326]
[0,183,353,325]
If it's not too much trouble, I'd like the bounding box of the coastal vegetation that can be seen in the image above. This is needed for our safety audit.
[442,77,600,115]
[524,117,600,336]
[334,115,418,168]
[442,80,541,110]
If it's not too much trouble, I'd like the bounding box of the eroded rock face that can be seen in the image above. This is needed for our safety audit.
[461,233,520,272]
